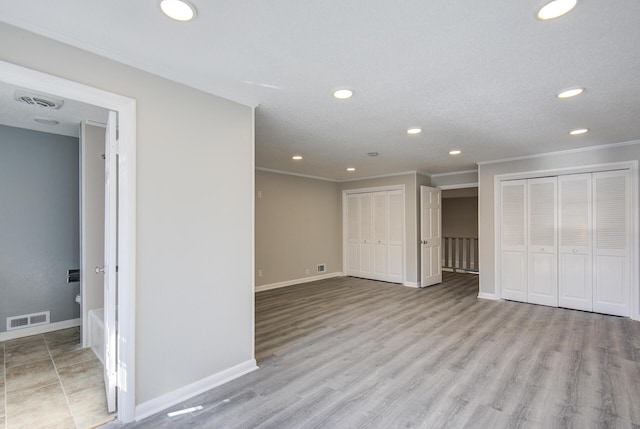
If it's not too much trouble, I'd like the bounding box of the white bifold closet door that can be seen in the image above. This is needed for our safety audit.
[500,180,528,302]
[592,170,630,316]
[558,173,593,311]
[527,177,558,307]
[345,190,404,283]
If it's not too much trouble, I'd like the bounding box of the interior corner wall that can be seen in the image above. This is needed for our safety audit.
[255,170,342,286]
[0,125,80,333]
[341,173,422,285]
[478,142,640,299]
[442,197,478,238]
[415,173,432,282]
[0,23,255,406]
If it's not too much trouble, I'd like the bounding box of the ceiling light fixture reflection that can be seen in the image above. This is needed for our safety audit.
[449,150,462,155]
[537,0,577,20]
[407,127,422,135]
[569,128,588,135]
[160,0,197,21]
[557,87,584,98]
[333,89,354,100]
[292,155,303,160]
[346,167,356,172]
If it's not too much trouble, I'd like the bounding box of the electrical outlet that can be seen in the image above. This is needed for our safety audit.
[257,191,262,199]
[258,269,263,277]
[305,268,310,275]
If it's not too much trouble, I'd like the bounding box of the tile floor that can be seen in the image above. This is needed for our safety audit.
[1,327,115,429]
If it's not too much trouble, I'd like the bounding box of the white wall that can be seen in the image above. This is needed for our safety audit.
[0,23,255,406]
[478,142,640,307]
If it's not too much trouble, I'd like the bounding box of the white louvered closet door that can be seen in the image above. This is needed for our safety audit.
[387,191,404,283]
[527,177,558,307]
[346,194,361,276]
[359,194,374,277]
[373,192,388,280]
[558,174,593,311]
[500,180,527,302]
[593,170,631,317]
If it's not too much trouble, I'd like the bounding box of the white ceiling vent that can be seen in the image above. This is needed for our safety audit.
[14,90,64,109]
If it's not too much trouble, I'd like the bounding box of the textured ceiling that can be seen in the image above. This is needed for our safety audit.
[1,1,639,180]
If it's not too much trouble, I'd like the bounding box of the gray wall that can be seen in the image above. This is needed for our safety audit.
[442,197,478,238]
[0,22,255,406]
[255,170,342,286]
[478,142,640,299]
[0,125,79,333]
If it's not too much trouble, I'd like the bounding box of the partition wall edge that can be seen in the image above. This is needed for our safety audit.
[493,160,639,321]
[0,60,138,422]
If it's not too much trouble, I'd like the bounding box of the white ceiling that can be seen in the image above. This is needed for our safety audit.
[1,0,639,180]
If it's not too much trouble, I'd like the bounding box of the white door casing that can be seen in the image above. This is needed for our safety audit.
[420,186,442,287]
[103,111,118,413]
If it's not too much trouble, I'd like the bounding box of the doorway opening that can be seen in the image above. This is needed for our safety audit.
[0,60,137,423]
[440,186,479,274]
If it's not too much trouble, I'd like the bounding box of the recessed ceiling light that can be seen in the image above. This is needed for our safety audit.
[537,0,577,20]
[292,155,303,160]
[449,150,462,155]
[407,127,422,135]
[34,118,59,126]
[160,0,197,21]
[333,89,354,100]
[569,128,589,135]
[346,167,356,172]
[557,87,584,98]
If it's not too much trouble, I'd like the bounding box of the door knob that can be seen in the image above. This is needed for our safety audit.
[95,266,105,274]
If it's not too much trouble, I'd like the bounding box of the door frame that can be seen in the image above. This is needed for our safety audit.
[342,185,406,284]
[0,60,137,421]
[493,160,639,321]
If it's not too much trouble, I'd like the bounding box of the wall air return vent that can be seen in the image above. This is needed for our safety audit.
[7,311,50,331]
[14,90,64,109]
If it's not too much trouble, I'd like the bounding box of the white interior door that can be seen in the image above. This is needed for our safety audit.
[593,170,630,317]
[527,177,558,307]
[420,186,442,287]
[387,190,404,283]
[359,194,374,277]
[373,192,388,280]
[103,111,118,413]
[558,174,593,311]
[500,180,527,302]
[80,123,106,347]
[346,195,360,276]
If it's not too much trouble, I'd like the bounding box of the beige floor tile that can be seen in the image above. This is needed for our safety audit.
[58,359,104,396]
[51,347,98,369]
[3,334,44,348]
[6,383,74,429]
[0,382,5,417]
[5,359,58,393]
[4,341,50,369]
[44,328,80,348]
[68,385,115,429]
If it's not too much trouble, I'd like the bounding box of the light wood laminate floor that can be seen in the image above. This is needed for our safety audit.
[108,273,640,428]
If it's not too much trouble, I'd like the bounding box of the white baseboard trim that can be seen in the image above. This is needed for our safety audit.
[403,281,421,288]
[477,292,499,300]
[255,272,343,292]
[135,359,258,421]
[0,318,80,342]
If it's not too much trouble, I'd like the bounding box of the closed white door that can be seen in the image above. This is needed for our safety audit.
[346,194,360,276]
[500,180,527,302]
[103,111,118,413]
[359,194,374,277]
[593,170,630,317]
[420,186,442,287]
[558,174,593,311]
[527,177,558,307]
[387,191,404,283]
[373,192,388,280]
